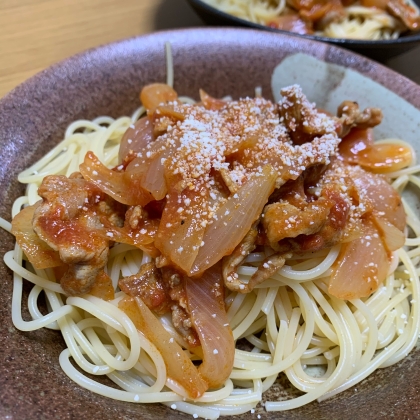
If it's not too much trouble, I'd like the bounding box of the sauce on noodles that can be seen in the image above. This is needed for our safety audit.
[3,78,420,418]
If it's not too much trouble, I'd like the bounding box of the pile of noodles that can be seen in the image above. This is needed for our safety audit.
[2,48,420,419]
[202,0,420,40]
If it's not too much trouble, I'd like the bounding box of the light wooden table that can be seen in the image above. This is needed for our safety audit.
[0,0,419,99]
[0,0,203,98]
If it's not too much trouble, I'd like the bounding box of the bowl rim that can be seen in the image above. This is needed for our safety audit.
[187,0,420,47]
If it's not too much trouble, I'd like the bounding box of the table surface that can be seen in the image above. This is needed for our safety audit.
[1,0,420,99]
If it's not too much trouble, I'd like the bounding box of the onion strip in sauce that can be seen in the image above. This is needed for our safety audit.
[119,296,208,399]
[185,263,234,389]
[80,151,153,207]
[191,165,277,276]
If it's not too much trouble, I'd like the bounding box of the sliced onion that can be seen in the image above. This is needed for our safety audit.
[140,83,178,114]
[11,203,62,269]
[100,218,160,258]
[356,143,413,174]
[353,169,406,231]
[338,129,411,176]
[339,128,374,163]
[155,181,209,273]
[190,165,277,276]
[139,147,170,200]
[80,151,153,206]
[329,220,389,300]
[371,213,405,252]
[199,89,227,110]
[119,117,153,162]
[102,220,158,246]
[119,296,208,399]
[185,263,234,388]
[125,136,177,201]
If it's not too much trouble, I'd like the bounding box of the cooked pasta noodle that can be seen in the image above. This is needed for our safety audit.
[322,6,401,40]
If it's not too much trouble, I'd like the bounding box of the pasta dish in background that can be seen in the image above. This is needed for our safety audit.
[2,48,420,418]
[202,0,420,40]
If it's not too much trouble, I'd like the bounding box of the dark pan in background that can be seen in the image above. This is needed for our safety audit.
[186,0,420,62]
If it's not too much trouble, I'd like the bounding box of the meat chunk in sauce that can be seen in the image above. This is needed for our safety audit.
[33,173,125,295]
[119,262,199,347]
[119,262,171,315]
[263,198,333,250]
[161,267,200,347]
[279,85,338,146]
[336,101,383,138]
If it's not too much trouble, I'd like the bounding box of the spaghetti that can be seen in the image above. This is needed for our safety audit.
[3,63,420,418]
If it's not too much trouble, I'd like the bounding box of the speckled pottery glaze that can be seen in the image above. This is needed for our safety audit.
[1,28,420,420]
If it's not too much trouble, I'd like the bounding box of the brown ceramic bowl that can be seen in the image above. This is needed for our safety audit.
[1,28,420,420]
